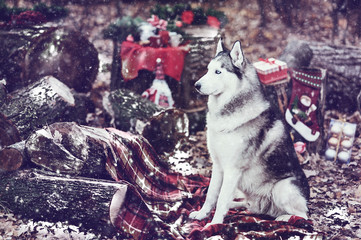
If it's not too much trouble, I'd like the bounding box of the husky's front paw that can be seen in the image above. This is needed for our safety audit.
[189,209,210,220]
[275,215,293,222]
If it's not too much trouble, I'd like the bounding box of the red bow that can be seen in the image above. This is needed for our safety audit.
[259,58,276,64]
[147,15,168,30]
[259,58,281,71]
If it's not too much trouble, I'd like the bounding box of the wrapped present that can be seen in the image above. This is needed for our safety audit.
[253,58,288,84]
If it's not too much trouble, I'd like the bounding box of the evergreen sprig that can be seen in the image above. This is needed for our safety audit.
[103,16,144,42]
[150,3,228,27]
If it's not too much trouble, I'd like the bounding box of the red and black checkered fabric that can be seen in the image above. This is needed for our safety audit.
[105,128,324,240]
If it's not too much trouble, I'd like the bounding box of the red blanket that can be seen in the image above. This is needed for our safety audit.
[120,41,188,81]
[105,128,324,240]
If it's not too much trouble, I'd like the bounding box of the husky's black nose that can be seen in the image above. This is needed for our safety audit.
[194,82,201,91]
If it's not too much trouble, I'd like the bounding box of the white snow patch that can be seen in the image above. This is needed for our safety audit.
[168,150,195,176]
[325,206,349,222]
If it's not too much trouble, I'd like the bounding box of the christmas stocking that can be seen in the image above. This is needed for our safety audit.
[285,68,326,142]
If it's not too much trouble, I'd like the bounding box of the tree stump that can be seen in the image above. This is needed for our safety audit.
[0,169,128,237]
[179,25,220,108]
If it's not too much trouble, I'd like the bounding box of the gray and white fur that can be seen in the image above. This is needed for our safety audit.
[189,39,310,227]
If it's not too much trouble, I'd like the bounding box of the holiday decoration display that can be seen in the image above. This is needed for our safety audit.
[285,68,326,142]
[150,4,227,30]
[104,4,227,48]
[253,58,288,84]
[325,119,357,163]
[142,58,174,108]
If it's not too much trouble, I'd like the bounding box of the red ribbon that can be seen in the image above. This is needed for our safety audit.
[147,15,168,30]
[258,58,281,71]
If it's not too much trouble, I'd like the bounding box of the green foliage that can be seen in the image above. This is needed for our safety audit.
[192,7,207,25]
[103,16,144,42]
[149,4,228,27]
[33,3,69,21]
[150,4,191,21]
[166,22,186,36]
[0,1,68,22]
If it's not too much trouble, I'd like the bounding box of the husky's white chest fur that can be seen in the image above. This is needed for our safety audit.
[189,39,310,227]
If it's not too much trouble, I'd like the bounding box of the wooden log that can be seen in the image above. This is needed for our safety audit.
[142,108,189,155]
[280,40,361,113]
[105,89,161,132]
[62,91,95,125]
[0,141,26,172]
[23,28,99,93]
[0,27,99,93]
[179,26,219,109]
[0,113,21,149]
[0,169,128,237]
[0,28,35,92]
[0,82,7,107]
[0,76,75,139]
[26,122,111,179]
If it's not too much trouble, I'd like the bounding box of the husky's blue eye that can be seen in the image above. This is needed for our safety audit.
[215,70,221,74]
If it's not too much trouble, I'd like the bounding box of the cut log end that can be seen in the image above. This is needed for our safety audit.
[0,148,23,171]
[109,185,128,226]
[44,76,75,106]
[0,114,21,148]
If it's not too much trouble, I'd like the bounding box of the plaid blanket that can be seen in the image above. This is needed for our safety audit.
[105,128,324,240]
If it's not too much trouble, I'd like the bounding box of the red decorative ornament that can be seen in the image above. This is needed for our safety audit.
[175,21,183,28]
[181,11,194,25]
[294,141,306,154]
[126,34,134,42]
[207,16,220,29]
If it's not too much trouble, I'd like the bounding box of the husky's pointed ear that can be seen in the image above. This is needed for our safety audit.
[230,41,244,68]
[215,38,223,56]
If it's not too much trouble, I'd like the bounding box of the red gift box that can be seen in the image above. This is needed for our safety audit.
[253,58,288,84]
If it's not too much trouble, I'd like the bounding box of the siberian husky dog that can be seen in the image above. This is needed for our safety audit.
[189,39,310,226]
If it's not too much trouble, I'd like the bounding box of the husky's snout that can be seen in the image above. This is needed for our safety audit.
[194,81,201,92]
